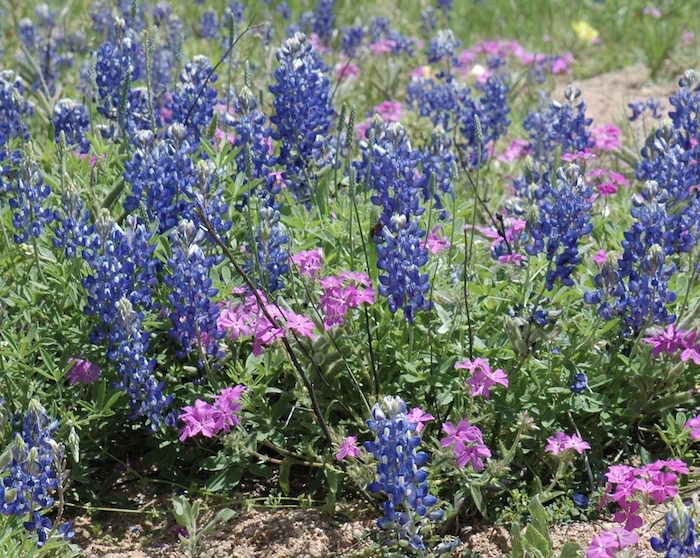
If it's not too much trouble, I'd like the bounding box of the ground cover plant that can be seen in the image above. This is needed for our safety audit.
[0,0,699,556]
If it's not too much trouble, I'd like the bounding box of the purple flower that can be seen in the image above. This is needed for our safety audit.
[335,436,361,461]
[66,358,101,385]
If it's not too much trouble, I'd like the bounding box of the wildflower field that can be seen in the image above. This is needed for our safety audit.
[1,0,700,556]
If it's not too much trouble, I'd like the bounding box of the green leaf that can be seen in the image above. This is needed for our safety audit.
[510,522,524,558]
[469,484,487,518]
[559,542,581,558]
[171,495,189,527]
[279,458,292,495]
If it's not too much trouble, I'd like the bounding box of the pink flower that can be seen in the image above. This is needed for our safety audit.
[290,248,324,279]
[441,420,490,471]
[498,139,530,163]
[682,31,695,45]
[685,415,700,440]
[179,400,218,441]
[369,39,397,55]
[335,436,360,461]
[587,528,638,558]
[319,272,374,330]
[406,407,434,433]
[643,324,699,358]
[498,254,526,266]
[545,432,590,455]
[410,66,432,79]
[374,100,402,122]
[424,226,450,254]
[597,182,618,197]
[282,310,318,340]
[561,149,597,162]
[613,499,643,530]
[456,357,508,398]
[551,52,574,74]
[593,249,607,266]
[67,357,101,385]
[214,128,236,146]
[591,124,622,151]
[335,61,360,80]
[643,5,662,17]
[211,385,245,431]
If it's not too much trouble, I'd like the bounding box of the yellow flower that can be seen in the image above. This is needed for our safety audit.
[572,20,599,44]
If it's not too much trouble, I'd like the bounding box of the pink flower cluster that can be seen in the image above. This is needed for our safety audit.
[544,432,591,456]
[335,59,360,80]
[455,357,508,398]
[464,217,527,266]
[602,459,688,530]
[319,272,375,330]
[588,168,629,199]
[643,324,700,364]
[441,419,491,471]
[457,39,573,75]
[591,124,622,152]
[179,385,245,442]
[424,226,451,254]
[586,528,638,558]
[593,249,608,266]
[290,248,324,279]
[498,139,531,163]
[67,357,101,385]
[685,415,700,440]
[356,101,403,138]
[406,407,434,433]
[218,289,317,355]
[335,436,361,461]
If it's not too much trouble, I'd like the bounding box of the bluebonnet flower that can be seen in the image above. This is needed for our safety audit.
[437,0,453,15]
[250,206,289,293]
[525,165,593,290]
[313,0,335,43]
[82,213,160,344]
[110,297,175,430]
[276,2,292,19]
[340,25,364,57]
[523,86,592,164]
[17,5,73,94]
[225,87,279,205]
[124,125,230,235]
[573,493,589,508]
[356,121,431,321]
[585,181,677,329]
[199,9,219,39]
[420,8,437,35]
[169,56,218,143]
[367,16,415,56]
[94,26,142,139]
[628,97,663,122]
[364,396,442,551]
[52,183,92,258]
[407,73,510,167]
[636,125,700,256]
[8,156,55,245]
[269,33,334,202]
[52,99,90,154]
[164,220,224,358]
[0,70,31,153]
[650,497,700,556]
[421,125,456,218]
[224,1,245,27]
[0,400,72,546]
[668,71,700,151]
[427,29,460,64]
[82,212,172,429]
[570,372,588,394]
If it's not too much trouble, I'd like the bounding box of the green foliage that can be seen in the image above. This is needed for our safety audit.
[509,497,581,558]
[171,495,235,558]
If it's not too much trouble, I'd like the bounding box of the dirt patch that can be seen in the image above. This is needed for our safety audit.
[556,63,676,125]
[74,503,675,557]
